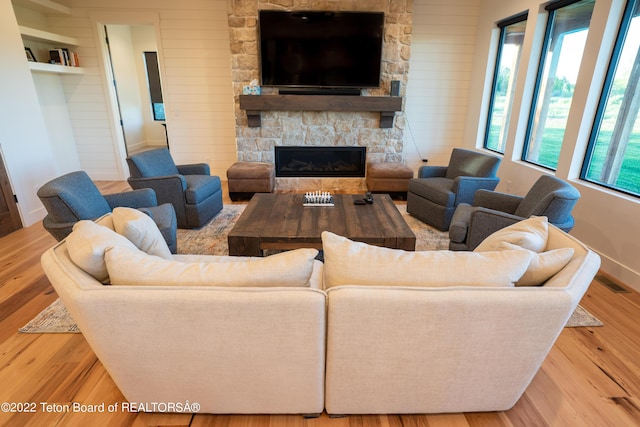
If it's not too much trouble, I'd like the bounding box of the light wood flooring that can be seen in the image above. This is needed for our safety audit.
[1,181,639,426]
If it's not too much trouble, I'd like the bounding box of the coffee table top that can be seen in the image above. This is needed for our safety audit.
[227,193,416,256]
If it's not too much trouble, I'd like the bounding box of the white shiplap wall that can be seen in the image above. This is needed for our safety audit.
[404,0,481,169]
[37,0,481,178]
[48,0,236,180]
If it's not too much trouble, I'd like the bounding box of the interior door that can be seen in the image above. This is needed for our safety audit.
[0,151,22,237]
[103,26,129,155]
[104,24,167,157]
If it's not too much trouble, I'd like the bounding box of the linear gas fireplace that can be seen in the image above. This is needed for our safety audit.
[274,146,366,178]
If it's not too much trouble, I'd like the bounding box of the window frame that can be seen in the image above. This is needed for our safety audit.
[580,0,640,198]
[522,0,594,171]
[483,12,529,154]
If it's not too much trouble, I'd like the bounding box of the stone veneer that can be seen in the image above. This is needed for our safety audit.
[227,0,413,191]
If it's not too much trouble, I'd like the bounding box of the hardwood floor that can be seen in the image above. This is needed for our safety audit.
[1,181,639,426]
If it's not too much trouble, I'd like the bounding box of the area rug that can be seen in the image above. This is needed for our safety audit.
[19,299,80,333]
[565,305,603,327]
[21,203,602,333]
[176,204,247,255]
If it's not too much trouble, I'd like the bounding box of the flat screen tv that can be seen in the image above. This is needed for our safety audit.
[258,10,384,90]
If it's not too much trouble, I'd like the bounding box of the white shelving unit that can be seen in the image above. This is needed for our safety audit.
[20,25,78,46]
[28,61,83,74]
[17,1,84,75]
[12,0,70,15]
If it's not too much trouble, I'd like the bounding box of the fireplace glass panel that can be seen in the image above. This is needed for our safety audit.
[275,146,366,177]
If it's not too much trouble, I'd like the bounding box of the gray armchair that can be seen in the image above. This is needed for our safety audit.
[449,175,581,251]
[126,148,223,228]
[406,148,501,230]
[37,171,177,253]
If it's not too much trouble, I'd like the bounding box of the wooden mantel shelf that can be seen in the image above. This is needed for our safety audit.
[239,94,403,128]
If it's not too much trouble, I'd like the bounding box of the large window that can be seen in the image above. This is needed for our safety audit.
[484,13,528,153]
[523,0,595,169]
[582,0,640,197]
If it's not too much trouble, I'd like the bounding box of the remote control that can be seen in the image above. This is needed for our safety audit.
[354,199,366,205]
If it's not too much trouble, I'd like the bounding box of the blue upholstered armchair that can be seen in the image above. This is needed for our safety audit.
[448,175,581,251]
[406,148,502,230]
[37,171,178,253]
[126,148,223,228]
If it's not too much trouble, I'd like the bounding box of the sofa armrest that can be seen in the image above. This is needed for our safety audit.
[42,216,75,241]
[453,176,500,205]
[417,165,447,178]
[178,163,210,175]
[473,189,522,214]
[104,188,158,210]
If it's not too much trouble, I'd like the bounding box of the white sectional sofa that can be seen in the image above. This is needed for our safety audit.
[40,208,326,415]
[321,222,601,414]
[40,209,600,415]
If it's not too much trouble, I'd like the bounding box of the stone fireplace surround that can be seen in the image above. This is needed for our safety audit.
[227,0,413,193]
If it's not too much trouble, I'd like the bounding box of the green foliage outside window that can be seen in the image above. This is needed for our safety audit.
[523,0,595,170]
[484,16,527,153]
[582,0,640,197]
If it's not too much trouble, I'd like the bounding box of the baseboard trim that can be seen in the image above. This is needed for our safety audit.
[594,249,640,294]
[24,205,46,228]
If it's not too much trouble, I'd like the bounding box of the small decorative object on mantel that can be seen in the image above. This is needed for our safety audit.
[303,191,334,207]
[242,79,261,95]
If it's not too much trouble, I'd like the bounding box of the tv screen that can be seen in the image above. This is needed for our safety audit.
[258,10,384,89]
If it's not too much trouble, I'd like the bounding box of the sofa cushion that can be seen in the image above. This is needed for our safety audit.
[66,220,138,282]
[475,216,549,253]
[105,246,319,287]
[496,242,574,286]
[112,207,172,259]
[321,231,531,289]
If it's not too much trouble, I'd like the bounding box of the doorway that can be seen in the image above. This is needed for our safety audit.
[103,24,168,157]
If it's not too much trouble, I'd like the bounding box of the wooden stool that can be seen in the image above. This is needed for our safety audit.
[366,162,413,199]
[226,162,275,201]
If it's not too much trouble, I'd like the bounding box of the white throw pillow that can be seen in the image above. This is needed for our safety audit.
[95,213,115,230]
[112,207,172,259]
[495,242,574,286]
[475,216,549,253]
[66,220,139,282]
[321,231,532,289]
[105,246,319,287]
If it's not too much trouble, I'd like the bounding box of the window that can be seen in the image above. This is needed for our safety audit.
[523,0,595,169]
[143,51,165,121]
[582,0,640,197]
[484,13,528,153]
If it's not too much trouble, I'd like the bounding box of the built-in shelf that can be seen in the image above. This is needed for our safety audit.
[12,0,70,15]
[28,61,83,74]
[19,25,83,75]
[19,25,78,46]
[239,94,403,128]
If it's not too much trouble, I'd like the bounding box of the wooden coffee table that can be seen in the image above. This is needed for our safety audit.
[227,193,416,256]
